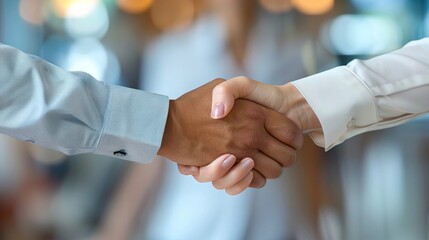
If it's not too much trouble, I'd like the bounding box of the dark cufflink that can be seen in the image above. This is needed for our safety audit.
[113,149,127,157]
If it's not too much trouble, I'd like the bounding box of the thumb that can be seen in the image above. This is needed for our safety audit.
[211,76,285,119]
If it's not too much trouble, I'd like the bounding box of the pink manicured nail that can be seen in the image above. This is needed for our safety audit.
[182,166,198,175]
[211,103,225,119]
[189,166,198,174]
[242,158,253,169]
[223,155,236,168]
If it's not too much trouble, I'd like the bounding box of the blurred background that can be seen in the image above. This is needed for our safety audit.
[0,0,429,239]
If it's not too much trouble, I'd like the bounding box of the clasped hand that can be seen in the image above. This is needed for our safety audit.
[157,78,314,195]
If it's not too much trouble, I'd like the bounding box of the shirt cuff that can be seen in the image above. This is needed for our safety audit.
[94,85,169,163]
[292,66,378,150]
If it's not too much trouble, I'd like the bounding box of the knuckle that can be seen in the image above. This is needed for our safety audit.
[244,133,261,148]
[250,175,266,188]
[280,150,297,167]
[225,188,240,196]
[280,125,304,150]
[266,166,282,179]
[245,105,264,121]
[212,181,224,190]
[283,124,299,142]
[213,84,229,95]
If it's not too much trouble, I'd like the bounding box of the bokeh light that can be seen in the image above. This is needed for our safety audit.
[327,14,401,55]
[292,0,334,15]
[259,0,293,14]
[51,0,99,18]
[40,36,121,85]
[351,0,406,13]
[150,0,195,31]
[117,0,154,14]
[65,39,109,81]
[19,0,45,25]
[65,3,109,39]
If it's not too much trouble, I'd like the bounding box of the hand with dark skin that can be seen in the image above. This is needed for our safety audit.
[179,77,316,194]
[158,79,303,188]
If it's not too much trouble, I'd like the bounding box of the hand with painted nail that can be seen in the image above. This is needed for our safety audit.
[158,79,302,188]
[178,154,255,195]
[208,77,316,190]
[177,77,313,192]
[211,76,321,131]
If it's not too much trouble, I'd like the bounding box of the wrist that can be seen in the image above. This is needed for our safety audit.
[280,83,321,131]
[157,100,179,159]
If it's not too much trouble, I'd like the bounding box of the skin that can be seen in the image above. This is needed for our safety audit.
[173,0,263,192]
[178,154,254,195]
[171,0,310,194]
[179,77,319,195]
[158,78,303,188]
[211,76,321,130]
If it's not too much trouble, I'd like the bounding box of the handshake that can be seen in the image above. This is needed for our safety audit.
[157,77,321,195]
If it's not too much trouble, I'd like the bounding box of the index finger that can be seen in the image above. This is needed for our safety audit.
[264,109,304,150]
[192,154,237,183]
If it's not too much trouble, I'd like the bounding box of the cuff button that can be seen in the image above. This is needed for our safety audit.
[113,149,127,157]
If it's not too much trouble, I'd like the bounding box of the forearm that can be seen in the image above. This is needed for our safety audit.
[0,44,169,163]
[291,38,429,150]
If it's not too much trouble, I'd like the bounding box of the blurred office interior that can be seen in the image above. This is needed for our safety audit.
[0,0,429,239]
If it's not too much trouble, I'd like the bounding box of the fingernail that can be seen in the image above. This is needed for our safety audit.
[242,158,253,169]
[182,166,198,175]
[189,166,199,174]
[211,103,225,119]
[223,155,236,168]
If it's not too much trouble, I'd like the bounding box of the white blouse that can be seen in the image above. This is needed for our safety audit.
[293,38,429,150]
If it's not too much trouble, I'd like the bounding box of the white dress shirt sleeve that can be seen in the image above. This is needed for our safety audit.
[292,38,429,150]
[0,44,169,163]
